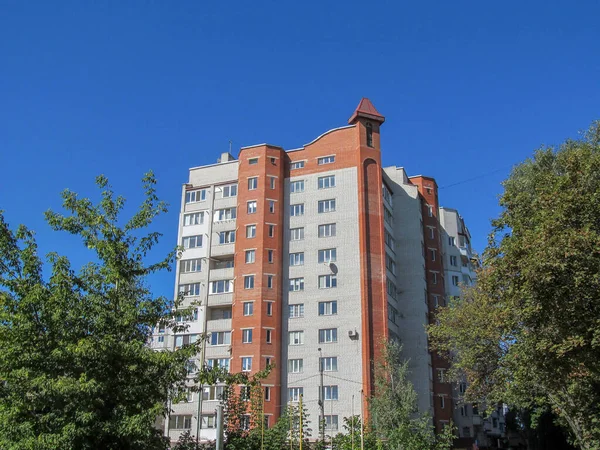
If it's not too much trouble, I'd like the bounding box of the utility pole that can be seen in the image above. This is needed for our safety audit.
[216,404,224,450]
[318,347,325,445]
[299,394,303,450]
[351,395,355,450]
[360,389,364,450]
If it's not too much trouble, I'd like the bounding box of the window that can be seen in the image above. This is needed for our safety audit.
[157,336,165,343]
[182,235,202,249]
[290,203,304,216]
[324,385,338,400]
[428,227,435,239]
[318,175,336,189]
[267,275,274,288]
[366,123,373,147]
[269,177,276,189]
[318,199,336,213]
[247,201,257,214]
[431,271,438,285]
[242,329,253,343]
[318,301,337,316]
[245,250,256,263]
[268,224,275,237]
[288,387,303,402]
[460,405,468,416]
[242,357,252,372]
[459,382,467,394]
[449,236,456,246]
[289,331,304,345]
[268,201,275,213]
[452,276,460,286]
[179,283,201,296]
[290,161,305,170]
[385,254,396,275]
[209,280,233,294]
[320,357,338,371]
[202,385,226,401]
[170,415,192,430]
[439,396,445,409]
[318,155,335,165]
[289,252,304,266]
[268,250,274,263]
[269,157,277,165]
[289,304,304,318]
[248,157,258,165]
[201,415,216,428]
[492,418,498,428]
[318,223,336,237]
[324,415,339,431]
[210,331,231,346]
[180,258,202,273]
[207,359,231,372]
[430,248,436,261]
[185,359,198,375]
[384,206,394,225]
[319,328,338,343]
[384,230,395,250]
[382,184,392,203]
[215,207,237,221]
[388,304,398,324]
[427,204,434,217]
[433,295,440,308]
[266,329,272,343]
[264,386,271,401]
[243,302,254,316]
[437,369,446,383]
[318,248,337,263]
[244,275,255,289]
[288,359,303,373]
[266,302,273,316]
[290,227,304,241]
[248,177,258,190]
[185,190,206,204]
[246,225,256,238]
[290,180,304,193]
[220,183,238,198]
[183,212,204,226]
[387,279,397,298]
[450,255,457,266]
[318,275,337,289]
[219,230,236,244]
[240,414,250,430]
[289,278,304,291]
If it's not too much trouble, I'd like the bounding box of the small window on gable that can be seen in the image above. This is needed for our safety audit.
[366,123,373,147]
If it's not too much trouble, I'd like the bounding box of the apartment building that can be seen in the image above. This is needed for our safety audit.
[155,99,478,443]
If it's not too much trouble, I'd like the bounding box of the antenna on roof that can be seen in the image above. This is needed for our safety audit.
[229,140,232,154]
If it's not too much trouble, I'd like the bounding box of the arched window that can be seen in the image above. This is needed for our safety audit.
[366,123,373,147]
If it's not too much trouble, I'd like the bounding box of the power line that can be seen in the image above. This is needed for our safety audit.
[438,164,514,190]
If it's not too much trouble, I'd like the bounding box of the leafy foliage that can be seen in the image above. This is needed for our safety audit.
[369,341,454,450]
[0,173,197,449]
[428,121,600,450]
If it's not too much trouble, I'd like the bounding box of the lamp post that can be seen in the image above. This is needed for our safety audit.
[318,347,325,444]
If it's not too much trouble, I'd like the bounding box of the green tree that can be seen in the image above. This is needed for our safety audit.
[428,122,600,450]
[369,341,454,450]
[0,173,198,449]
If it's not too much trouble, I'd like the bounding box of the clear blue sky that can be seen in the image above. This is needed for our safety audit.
[1,0,599,297]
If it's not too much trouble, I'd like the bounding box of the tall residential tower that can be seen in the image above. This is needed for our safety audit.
[155,99,476,443]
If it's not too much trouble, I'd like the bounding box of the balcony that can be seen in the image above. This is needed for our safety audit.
[206,318,232,333]
[213,196,237,210]
[212,219,237,233]
[211,243,235,257]
[209,267,234,281]
[207,293,233,307]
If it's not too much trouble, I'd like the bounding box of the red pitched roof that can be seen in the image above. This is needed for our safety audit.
[348,98,385,124]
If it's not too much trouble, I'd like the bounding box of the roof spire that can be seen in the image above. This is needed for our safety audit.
[348,98,385,124]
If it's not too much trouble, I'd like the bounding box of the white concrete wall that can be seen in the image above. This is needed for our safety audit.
[282,166,364,434]
[383,166,433,417]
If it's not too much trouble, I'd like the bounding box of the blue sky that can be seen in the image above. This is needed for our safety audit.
[1,0,599,297]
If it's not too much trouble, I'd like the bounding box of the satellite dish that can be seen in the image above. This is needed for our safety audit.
[329,263,338,274]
